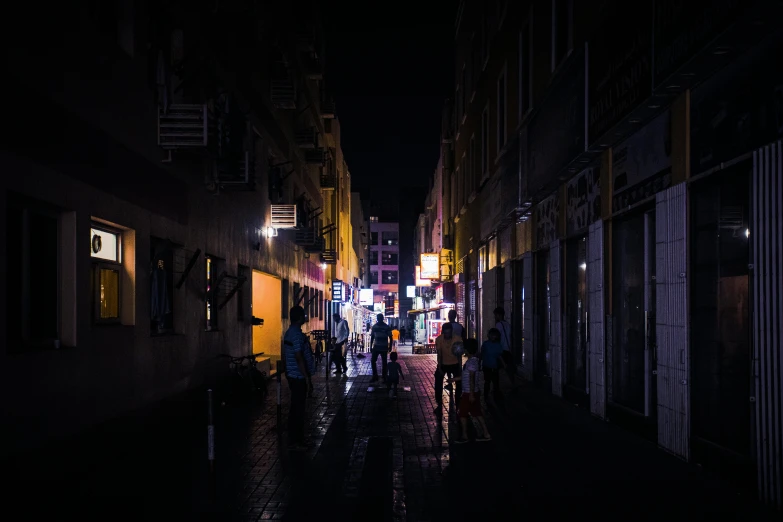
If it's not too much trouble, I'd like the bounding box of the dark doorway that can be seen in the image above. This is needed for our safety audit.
[690,163,754,490]
[609,207,657,439]
[565,236,588,407]
[535,250,551,392]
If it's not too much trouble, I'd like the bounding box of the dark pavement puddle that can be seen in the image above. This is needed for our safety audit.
[353,436,394,522]
[280,399,353,521]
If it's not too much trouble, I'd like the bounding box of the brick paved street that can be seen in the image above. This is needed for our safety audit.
[4,351,776,521]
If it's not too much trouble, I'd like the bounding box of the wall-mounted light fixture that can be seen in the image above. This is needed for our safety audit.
[266,227,278,237]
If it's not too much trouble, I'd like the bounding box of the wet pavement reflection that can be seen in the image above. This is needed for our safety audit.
[4,350,779,521]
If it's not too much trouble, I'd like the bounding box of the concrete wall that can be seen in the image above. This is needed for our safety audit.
[0,2,334,454]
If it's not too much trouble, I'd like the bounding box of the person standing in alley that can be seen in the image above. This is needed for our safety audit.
[370,313,393,383]
[481,328,505,404]
[332,312,349,374]
[446,309,464,339]
[434,322,463,412]
[494,307,517,388]
[283,305,314,451]
[391,326,400,351]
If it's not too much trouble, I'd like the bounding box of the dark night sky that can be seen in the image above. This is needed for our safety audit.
[323,2,456,193]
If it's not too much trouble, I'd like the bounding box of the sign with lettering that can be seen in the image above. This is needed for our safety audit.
[360,288,374,305]
[588,1,652,143]
[566,167,601,236]
[420,253,440,279]
[527,46,586,196]
[332,280,343,302]
[612,110,672,213]
[535,192,560,248]
[415,266,430,287]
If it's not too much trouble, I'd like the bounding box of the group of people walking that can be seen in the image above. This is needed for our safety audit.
[280,304,517,450]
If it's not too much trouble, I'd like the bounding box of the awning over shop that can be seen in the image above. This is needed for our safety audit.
[407,303,453,316]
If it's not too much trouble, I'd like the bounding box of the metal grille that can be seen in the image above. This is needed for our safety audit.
[588,220,606,418]
[456,283,465,324]
[752,140,783,509]
[271,205,297,229]
[655,182,690,459]
[549,240,563,397]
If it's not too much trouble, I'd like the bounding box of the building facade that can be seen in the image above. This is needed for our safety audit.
[1,0,362,455]
[369,220,400,323]
[433,0,783,508]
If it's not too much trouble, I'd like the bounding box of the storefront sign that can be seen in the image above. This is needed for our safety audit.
[536,192,560,248]
[332,280,343,302]
[691,39,783,175]
[612,110,672,213]
[528,46,586,196]
[653,0,744,88]
[566,167,601,236]
[420,253,440,279]
[360,288,373,305]
[588,1,652,143]
[415,266,430,287]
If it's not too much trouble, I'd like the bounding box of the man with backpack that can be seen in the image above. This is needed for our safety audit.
[370,313,393,383]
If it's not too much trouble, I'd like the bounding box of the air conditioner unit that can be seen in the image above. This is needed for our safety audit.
[271,205,297,228]
[158,104,208,149]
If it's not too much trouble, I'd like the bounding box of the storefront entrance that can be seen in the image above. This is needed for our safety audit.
[690,164,754,489]
[609,208,657,439]
[252,271,282,359]
[564,236,588,407]
[535,250,551,392]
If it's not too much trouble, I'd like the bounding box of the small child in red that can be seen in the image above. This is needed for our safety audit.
[450,338,491,443]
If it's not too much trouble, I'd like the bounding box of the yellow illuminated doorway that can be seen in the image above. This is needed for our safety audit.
[252,270,282,360]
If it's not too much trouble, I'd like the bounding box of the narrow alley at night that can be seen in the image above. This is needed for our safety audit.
[2,0,783,520]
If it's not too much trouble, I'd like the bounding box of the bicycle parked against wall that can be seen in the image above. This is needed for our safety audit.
[217,352,268,404]
[309,330,333,371]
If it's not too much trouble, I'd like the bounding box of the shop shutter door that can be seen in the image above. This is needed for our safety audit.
[655,182,690,459]
[588,220,606,418]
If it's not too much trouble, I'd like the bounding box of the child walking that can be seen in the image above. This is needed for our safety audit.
[387,351,404,398]
[451,338,491,443]
[481,328,505,403]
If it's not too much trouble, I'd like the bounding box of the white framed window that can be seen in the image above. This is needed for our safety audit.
[551,0,573,71]
[481,104,489,182]
[497,65,507,155]
[519,17,532,119]
[91,223,122,323]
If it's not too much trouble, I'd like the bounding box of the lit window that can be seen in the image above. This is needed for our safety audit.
[206,255,220,331]
[91,223,122,322]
